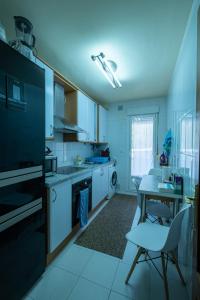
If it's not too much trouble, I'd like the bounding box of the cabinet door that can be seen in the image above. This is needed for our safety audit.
[99,105,108,142]
[45,65,54,139]
[54,82,65,119]
[87,99,97,142]
[35,58,54,139]
[92,168,101,209]
[77,91,88,142]
[101,166,109,199]
[49,180,72,253]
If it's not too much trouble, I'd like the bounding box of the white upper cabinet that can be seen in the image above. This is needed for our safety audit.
[35,58,54,139]
[67,90,97,142]
[98,105,108,143]
[54,82,65,119]
[77,91,89,141]
[87,98,97,142]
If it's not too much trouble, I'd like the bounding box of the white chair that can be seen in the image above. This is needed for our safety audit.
[132,178,171,224]
[125,205,190,300]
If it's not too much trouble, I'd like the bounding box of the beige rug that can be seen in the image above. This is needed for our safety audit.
[75,194,137,259]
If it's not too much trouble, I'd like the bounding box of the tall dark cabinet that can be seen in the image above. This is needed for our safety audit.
[0,40,46,300]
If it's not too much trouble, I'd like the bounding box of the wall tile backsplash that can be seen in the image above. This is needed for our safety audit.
[46,133,93,167]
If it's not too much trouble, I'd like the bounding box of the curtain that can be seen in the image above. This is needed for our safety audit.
[130,115,155,177]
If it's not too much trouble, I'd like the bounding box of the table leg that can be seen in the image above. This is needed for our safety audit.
[142,194,147,222]
[172,201,175,218]
[175,198,180,215]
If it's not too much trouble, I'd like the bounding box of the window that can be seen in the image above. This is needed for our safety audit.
[130,114,157,179]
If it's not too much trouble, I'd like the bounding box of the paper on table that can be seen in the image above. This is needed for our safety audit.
[158,182,174,193]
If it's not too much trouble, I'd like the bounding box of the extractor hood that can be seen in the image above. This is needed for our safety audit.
[54,116,86,134]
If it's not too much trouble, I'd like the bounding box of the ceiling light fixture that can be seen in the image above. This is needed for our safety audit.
[91,52,122,88]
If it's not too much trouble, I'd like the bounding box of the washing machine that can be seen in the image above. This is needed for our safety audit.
[108,162,117,199]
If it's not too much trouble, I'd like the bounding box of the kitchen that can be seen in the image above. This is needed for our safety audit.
[0,1,200,300]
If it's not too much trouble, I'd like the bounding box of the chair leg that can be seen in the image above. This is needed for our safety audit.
[125,247,143,284]
[137,215,142,225]
[161,252,169,300]
[171,251,186,285]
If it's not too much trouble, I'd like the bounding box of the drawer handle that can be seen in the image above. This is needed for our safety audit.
[52,188,57,202]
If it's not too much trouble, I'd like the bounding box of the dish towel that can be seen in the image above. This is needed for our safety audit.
[79,188,89,228]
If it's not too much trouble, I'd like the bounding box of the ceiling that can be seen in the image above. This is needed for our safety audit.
[0,0,192,104]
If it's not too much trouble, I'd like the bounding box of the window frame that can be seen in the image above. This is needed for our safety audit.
[128,113,158,190]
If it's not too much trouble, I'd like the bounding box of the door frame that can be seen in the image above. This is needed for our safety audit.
[192,5,200,299]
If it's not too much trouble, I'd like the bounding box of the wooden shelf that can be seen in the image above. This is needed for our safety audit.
[54,71,76,94]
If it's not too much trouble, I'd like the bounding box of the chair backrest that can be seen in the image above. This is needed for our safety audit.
[148,168,162,176]
[132,177,142,208]
[162,204,191,252]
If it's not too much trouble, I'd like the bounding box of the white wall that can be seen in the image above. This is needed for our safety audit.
[166,0,200,297]
[167,0,199,195]
[108,97,167,194]
[46,133,93,167]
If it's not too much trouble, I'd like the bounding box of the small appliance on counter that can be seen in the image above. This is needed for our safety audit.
[9,16,36,60]
[74,155,85,166]
[45,155,57,177]
[101,147,110,158]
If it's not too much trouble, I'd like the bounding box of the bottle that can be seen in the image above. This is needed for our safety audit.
[160,152,168,166]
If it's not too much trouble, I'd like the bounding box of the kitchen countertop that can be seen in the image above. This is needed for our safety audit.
[45,161,114,188]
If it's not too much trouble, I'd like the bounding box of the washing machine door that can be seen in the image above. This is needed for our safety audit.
[111,171,117,188]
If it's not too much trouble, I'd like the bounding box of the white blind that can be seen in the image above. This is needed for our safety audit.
[130,115,156,177]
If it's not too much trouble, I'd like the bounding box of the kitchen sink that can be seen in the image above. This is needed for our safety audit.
[57,166,86,175]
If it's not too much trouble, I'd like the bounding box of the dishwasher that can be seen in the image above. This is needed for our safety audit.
[72,177,92,227]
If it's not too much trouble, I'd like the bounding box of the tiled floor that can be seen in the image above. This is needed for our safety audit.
[25,203,189,300]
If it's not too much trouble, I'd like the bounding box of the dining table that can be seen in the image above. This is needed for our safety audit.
[139,175,184,222]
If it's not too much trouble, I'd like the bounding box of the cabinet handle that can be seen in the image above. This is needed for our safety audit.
[50,124,53,136]
[52,188,57,202]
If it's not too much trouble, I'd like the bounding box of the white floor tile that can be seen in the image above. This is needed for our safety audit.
[149,260,189,300]
[109,291,131,300]
[81,251,120,288]
[28,266,78,300]
[68,277,110,300]
[52,244,94,276]
[112,261,151,300]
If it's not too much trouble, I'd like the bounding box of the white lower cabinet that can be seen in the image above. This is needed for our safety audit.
[49,180,72,253]
[92,166,109,209]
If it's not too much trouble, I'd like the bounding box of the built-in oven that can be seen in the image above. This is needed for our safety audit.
[72,177,92,227]
[0,166,44,219]
[0,165,46,300]
[45,156,57,177]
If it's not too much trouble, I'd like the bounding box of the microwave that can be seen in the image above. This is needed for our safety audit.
[45,156,57,177]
